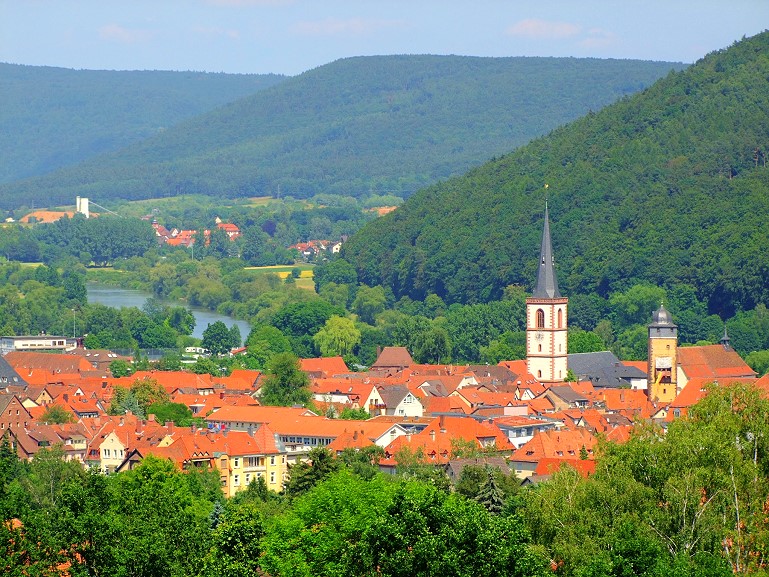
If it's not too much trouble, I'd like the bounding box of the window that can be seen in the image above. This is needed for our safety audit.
[270,472,276,484]
[245,473,251,484]
[233,458,240,468]
[537,370,542,378]
[536,309,545,328]
[557,309,563,328]
[538,344,542,352]
[270,456,275,466]
[234,475,240,486]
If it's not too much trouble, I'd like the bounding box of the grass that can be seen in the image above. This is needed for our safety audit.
[244,264,315,290]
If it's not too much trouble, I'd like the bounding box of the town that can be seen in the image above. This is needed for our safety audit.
[1,208,762,496]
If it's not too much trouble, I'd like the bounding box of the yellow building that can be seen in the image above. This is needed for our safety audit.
[215,428,286,497]
[647,303,678,403]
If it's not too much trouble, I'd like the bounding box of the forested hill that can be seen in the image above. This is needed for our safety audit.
[341,32,769,318]
[0,64,285,184]
[0,55,682,210]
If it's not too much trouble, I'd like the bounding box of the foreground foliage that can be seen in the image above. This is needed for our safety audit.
[5,383,769,576]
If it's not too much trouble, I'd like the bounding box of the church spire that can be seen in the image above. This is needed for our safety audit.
[532,203,561,298]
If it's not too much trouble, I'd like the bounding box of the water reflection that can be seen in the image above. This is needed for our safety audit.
[86,283,251,341]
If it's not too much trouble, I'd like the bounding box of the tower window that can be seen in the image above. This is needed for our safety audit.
[537,370,542,378]
[557,309,563,328]
[536,309,545,328]
[538,344,542,352]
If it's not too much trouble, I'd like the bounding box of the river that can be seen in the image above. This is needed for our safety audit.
[86,283,251,341]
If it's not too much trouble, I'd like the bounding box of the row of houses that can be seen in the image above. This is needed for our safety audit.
[150,219,241,247]
[0,342,764,494]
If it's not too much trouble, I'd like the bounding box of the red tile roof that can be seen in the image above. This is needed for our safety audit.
[678,345,756,380]
[510,427,597,463]
[300,356,349,377]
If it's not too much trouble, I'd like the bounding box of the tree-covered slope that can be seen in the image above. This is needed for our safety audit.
[0,64,285,184]
[0,55,682,210]
[342,33,769,318]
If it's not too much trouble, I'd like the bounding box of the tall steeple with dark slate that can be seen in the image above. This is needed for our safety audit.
[532,203,561,299]
[526,203,568,384]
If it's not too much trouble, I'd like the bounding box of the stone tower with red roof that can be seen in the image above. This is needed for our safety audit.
[526,204,568,384]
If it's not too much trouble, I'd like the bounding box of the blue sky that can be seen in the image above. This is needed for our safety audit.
[1,1,767,75]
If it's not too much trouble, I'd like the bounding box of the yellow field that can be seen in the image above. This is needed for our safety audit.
[244,264,314,278]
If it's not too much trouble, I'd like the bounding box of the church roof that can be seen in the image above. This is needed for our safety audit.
[532,204,561,299]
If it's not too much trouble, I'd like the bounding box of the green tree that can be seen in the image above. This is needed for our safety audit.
[40,404,74,424]
[568,328,605,353]
[338,406,370,420]
[202,320,232,356]
[228,324,242,349]
[146,401,198,426]
[284,447,341,497]
[313,258,358,292]
[313,315,361,357]
[272,300,344,337]
[475,465,506,514]
[244,324,292,370]
[352,284,387,324]
[413,324,452,364]
[201,504,265,577]
[260,352,311,407]
[745,349,769,376]
[109,358,133,377]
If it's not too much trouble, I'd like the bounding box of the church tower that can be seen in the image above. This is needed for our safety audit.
[647,303,678,403]
[526,204,568,383]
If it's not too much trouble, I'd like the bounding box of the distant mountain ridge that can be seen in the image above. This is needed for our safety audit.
[0,55,683,210]
[340,33,769,318]
[0,63,286,184]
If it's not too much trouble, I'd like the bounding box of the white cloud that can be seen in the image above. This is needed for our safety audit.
[506,19,581,40]
[98,24,154,44]
[293,17,405,36]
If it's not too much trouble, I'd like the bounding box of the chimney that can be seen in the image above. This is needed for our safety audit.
[165,421,174,433]
[148,414,156,422]
[220,392,225,399]
[63,393,69,402]
[247,425,254,437]
[439,415,446,433]
[430,429,436,441]
[191,424,197,434]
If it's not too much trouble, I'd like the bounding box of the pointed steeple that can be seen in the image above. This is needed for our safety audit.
[532,203,561,298]
[720,326,731,349]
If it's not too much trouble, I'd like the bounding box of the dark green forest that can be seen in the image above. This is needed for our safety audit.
[0,55,682,210]
[5,382,769,576]
[0,63,285,184]
[342,32,769,322]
